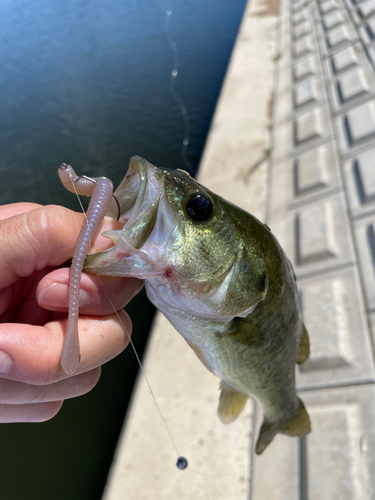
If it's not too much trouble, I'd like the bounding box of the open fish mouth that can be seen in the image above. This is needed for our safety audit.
[107,157,151,222]
[109,156,164,249]
[84,156,172,277]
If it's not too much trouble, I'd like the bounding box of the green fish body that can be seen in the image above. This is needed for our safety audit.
[84,156,311,454]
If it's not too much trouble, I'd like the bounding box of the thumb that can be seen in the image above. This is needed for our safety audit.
[0,205,84,289]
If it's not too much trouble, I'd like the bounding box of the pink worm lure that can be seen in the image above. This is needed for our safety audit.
[58,164,114,375]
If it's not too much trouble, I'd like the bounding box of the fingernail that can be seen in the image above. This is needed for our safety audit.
[0,352,12,373]
[39,283,91,308]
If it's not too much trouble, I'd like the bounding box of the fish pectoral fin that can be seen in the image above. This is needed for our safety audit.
[255,398,311,455]
[217,382,248,424]
[223,317,264,348]
[296,324,310,365]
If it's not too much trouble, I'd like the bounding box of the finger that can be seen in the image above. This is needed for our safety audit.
[37,269,143,315]
[0,205,123,289]
[0,202,41,221]
[0,310,131,385]
[0,367,100,404]
[0,401,64,423]
[0,205,82,289]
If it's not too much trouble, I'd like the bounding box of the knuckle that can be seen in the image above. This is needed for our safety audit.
[30,205,83,268]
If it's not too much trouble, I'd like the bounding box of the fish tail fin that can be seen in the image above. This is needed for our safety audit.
[255,398,311,455]
[217,382,248,424]
[296,324,310,365]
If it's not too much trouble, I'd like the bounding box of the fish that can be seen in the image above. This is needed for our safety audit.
[81,155,311,454]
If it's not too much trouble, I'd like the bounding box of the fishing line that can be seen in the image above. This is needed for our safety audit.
[98,292,184,465]
[164,8,194,176]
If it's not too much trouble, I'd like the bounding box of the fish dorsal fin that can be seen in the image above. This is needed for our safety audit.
[217,382,248,424]
[255,398,311,454]
[296,324,310,365]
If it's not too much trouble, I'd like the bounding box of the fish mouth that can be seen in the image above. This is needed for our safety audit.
[84,156,168,276]
[110,156,163,249]
[107,156,150,223]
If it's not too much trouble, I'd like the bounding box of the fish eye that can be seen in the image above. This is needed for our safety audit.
[185,192,213,222]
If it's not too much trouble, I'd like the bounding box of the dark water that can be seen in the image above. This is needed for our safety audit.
[0,1,247,499]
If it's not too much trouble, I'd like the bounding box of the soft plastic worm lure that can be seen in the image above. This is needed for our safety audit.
[58,164,113,374]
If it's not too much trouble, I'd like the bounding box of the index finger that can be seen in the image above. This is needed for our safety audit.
[0,205,85,289]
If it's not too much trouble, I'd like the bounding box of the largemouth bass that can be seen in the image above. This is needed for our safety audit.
[80,156,311,454]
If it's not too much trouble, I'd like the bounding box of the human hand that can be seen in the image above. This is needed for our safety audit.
[0,203,143,423]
